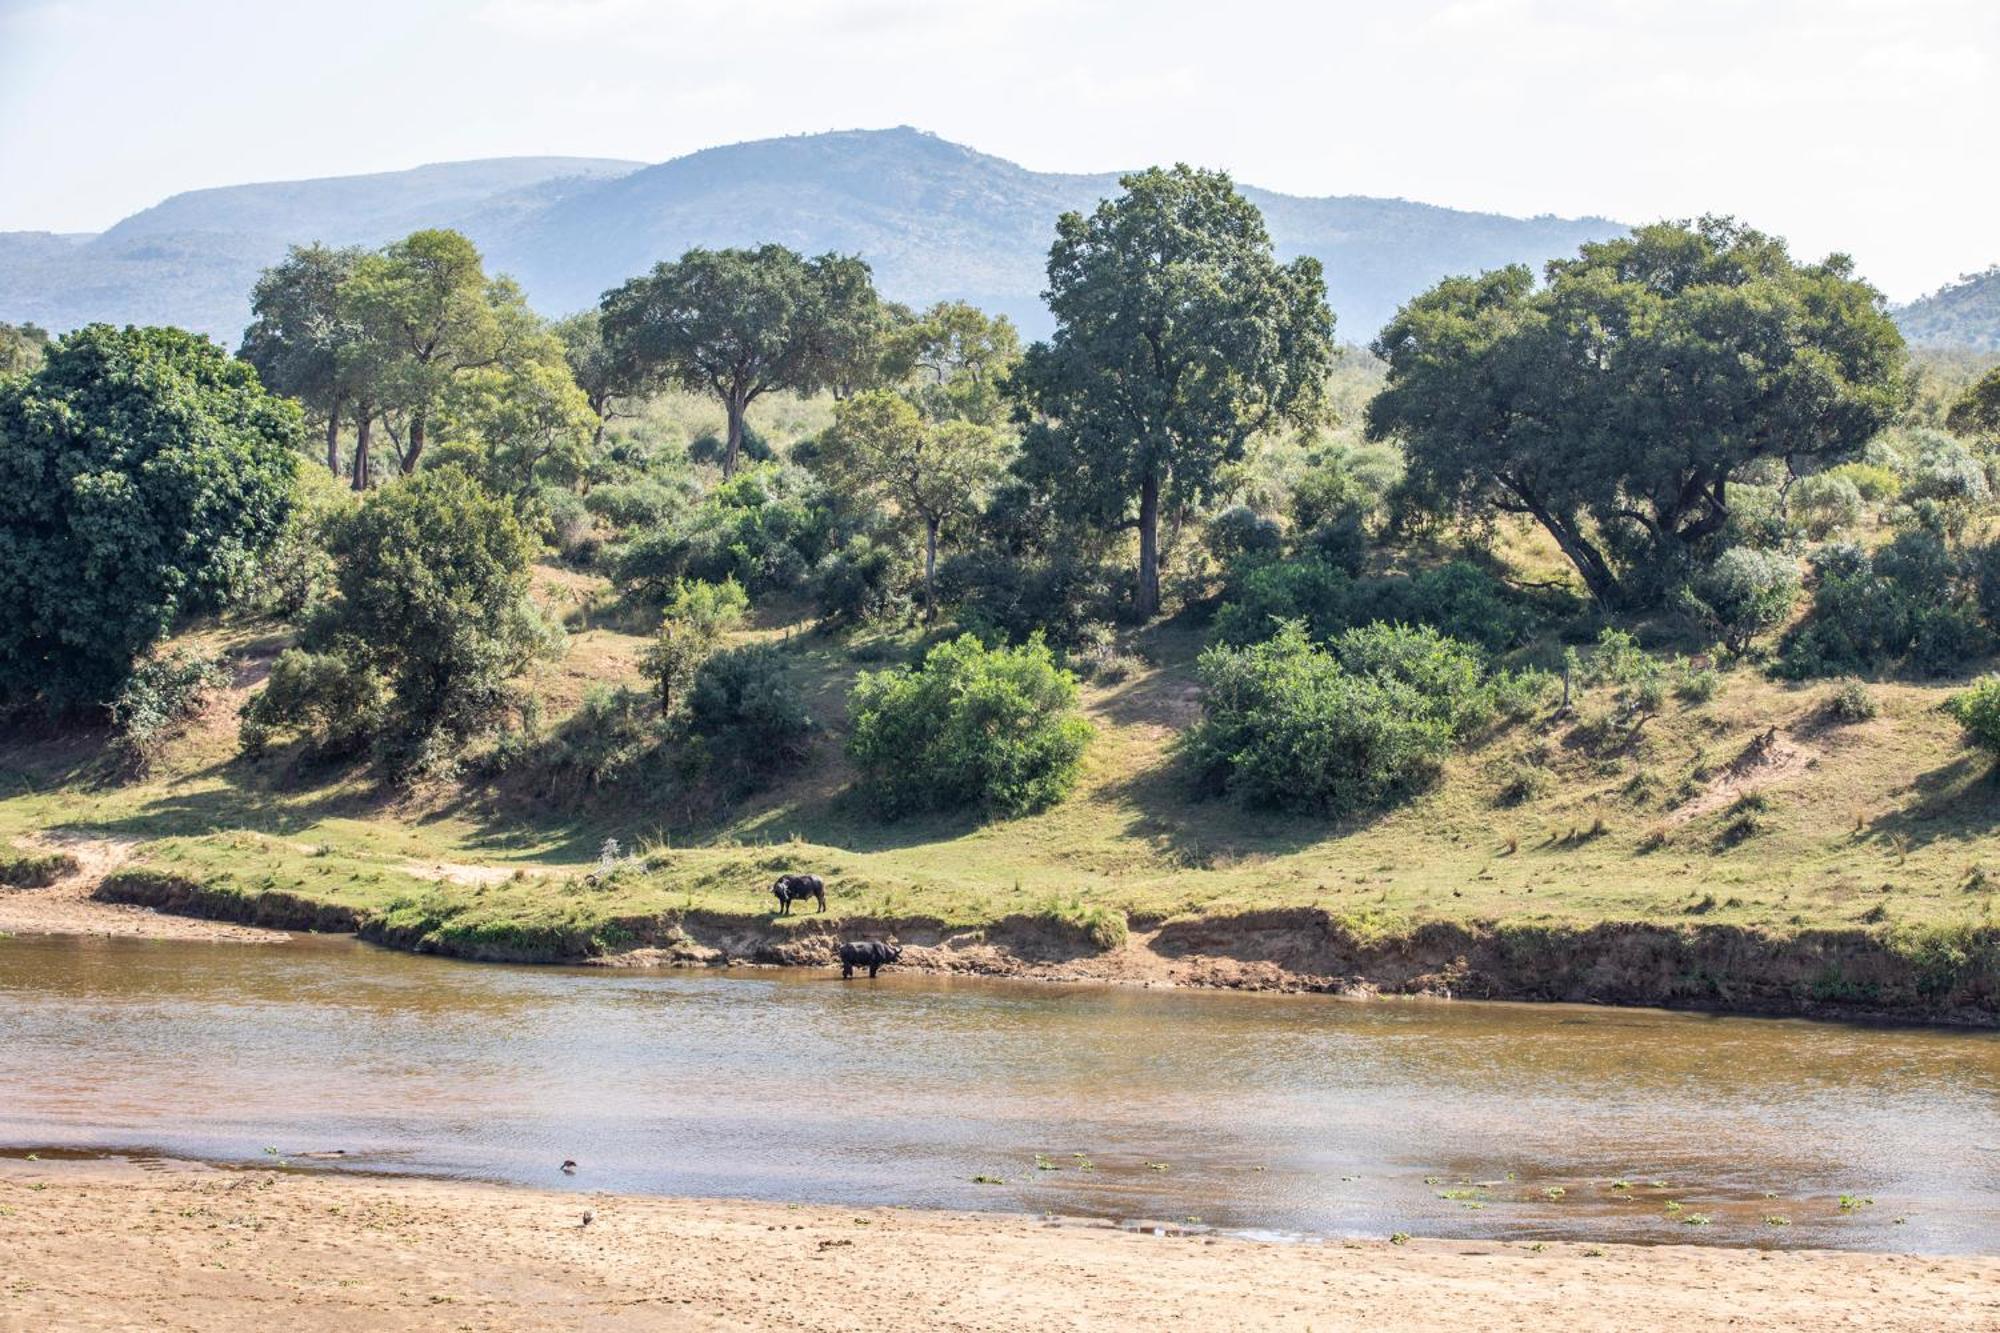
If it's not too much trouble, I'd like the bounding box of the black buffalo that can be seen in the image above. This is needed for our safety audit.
[839,940,901,979]
[771,874,826,915]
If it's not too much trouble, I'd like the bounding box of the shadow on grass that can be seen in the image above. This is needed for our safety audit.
[1861,751,2000,853]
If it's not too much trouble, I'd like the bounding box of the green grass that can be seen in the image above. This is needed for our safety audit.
[4,560,2000,984]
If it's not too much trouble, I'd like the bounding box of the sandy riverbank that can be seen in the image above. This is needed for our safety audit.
[0,1159,1992,1331]
[0,837,289,944]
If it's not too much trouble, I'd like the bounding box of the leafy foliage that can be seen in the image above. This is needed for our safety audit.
[0,325,299,711]
[683,645,815,793]
[1211,557,1532,653]
[1180,621,1458,816]
[1948,675,2000,756]
[110,649,229,771]
[1010,165,1336,615]
[1780,531,1988,678]
[846,634,1092,818]
[1681,547,1801,654]
[1369,218,1908,605]
[240,468,556,773]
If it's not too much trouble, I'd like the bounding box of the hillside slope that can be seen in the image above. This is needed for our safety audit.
[1,128,1623,342]
[1896,267,2000,352]
[0,157,641,339]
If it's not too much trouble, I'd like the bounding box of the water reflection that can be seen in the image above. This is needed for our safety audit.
[1,932,1995,1251]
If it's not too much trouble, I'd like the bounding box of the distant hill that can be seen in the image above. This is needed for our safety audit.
[0,127,1626,344]
[0,157,641,340]
[1895,267,2000,353]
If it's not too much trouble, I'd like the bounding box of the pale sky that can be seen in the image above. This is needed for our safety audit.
[2,0,1994,302]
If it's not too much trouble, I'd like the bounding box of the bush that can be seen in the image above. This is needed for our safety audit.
[608,463,832,601]
[1948,676,2000,756]
[1824,461,1899,502]
[1823,679,1878,724]
[110,649,228,770]
[846,634,1092,819]
[813,535,910,626]
[537,686,659,794]
[584,477,690,531]
[1179,621,1456,816]
[1206,504,1283,564]
[687,425,773,467]
[939,550,1121,650]
[1212,557,1531,654]
[1332,623,1494,736]
[1791,473,1865,539]
[538,488,596,564]
[1781,529,1987,678]
[1682,547,1801,654]
[238,648,386,759]
[683,645,814,793]
[238,469,557,776]
[1287,459,1373,573]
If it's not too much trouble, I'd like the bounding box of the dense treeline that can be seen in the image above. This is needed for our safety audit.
[7,167,2000,825]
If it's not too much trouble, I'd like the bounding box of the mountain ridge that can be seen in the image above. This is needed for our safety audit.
[0,127,1742,345]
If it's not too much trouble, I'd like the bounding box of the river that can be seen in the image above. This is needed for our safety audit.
[1,931,1994,1251]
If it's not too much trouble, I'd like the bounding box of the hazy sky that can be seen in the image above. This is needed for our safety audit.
[2,0,1994,301]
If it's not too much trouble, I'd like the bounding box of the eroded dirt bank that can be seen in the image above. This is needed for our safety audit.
[1,1158,1993,1332]
[82,865,2000,1025]
[0,838,289,943]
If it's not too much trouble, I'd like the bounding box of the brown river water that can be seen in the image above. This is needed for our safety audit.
[1,931,1995,1251]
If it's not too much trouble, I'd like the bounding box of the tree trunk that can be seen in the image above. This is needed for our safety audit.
[352,410,373,492]
[923,520,940,622]
[723,394,746,479]
[1511,484,1621,608]
[1136,469,1161,619]
[404,411,426,474]
[324,407,341,476]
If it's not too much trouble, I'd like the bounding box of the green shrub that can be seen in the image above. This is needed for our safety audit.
[1781,532,1988,678]
[684,645,814,793]
[1206,504,1283,564]
[1824,679,1878,724]
[537,685,659,794]
[1179,621,1456,816]
[1682,547,1800,654]
[1332,623,1494,735]
[813,535,910,626]
[1212,557,1531,653]
[110,649,228,770]
[584,477,690,531]
[846,634,1092,818]
[1791,473,1865,539]
[0,325,300,711]
[1824,461,1899,502]
[939,550,1121,651]
[1948,676,2000,756]
[238,648,386,759]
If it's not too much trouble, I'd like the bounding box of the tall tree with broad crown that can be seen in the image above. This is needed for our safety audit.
[1008,166,1336,618]
[598,245,882,478]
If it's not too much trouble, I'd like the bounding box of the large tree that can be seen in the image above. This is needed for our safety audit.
[598,245,881,478]
[350,230,531,478]
[818,390,1005,618]
[0,326,300,710]
[552,310,645,449]
[1008,166,1335,617]
[239,243,367,475]
[1368,217,1908,605]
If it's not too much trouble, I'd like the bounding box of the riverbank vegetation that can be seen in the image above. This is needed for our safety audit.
[4,171,2000,1015]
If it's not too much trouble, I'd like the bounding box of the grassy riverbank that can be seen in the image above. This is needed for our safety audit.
[3,1158,1994,1332]
[3,562,2000,1020]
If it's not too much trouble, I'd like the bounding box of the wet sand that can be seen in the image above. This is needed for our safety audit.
[1,1159,1992,1331]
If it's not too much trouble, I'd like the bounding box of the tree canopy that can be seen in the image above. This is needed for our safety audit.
[1368,217,1909,605]
[0,325,300,710]
[598,245,882,477]
[1009,165,1335,616]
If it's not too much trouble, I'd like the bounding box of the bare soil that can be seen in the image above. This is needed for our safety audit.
[0,834,289,944]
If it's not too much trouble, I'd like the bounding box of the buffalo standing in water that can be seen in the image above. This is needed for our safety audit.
[770,873,826,915]
[839,941,901,978]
